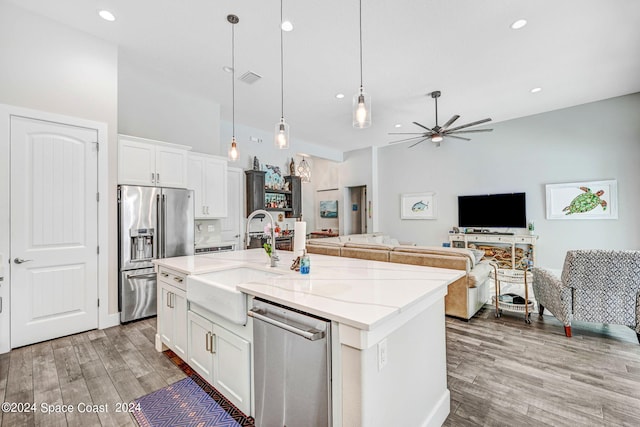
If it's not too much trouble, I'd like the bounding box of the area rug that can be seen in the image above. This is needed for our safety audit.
[132,376,241,427]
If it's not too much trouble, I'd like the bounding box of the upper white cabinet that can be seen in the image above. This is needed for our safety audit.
[118,135,190,188]
[187,153,228,218]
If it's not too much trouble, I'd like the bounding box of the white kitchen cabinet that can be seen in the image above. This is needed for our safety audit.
[187,310,251,414]
[187,153,228,218]
[119,135,190,188]
[220,167,243,247]
[157,268,188,360]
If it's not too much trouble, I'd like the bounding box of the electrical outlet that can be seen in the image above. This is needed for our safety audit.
[207,225,215,232]
[377,338,388,371]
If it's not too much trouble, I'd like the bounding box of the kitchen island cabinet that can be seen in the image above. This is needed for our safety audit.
[154,249,463,426]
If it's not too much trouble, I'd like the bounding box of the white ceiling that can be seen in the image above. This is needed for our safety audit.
[8,0,640,153]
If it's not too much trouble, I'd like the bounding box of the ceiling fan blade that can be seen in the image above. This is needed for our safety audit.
[442,115,460,130]
[408,138,428,148]
[447,128,493,134]
[387,132,428,135]
[388,136,429,144]
[412,121,434,132]
[446,135,471,141]
[446,118,492,133]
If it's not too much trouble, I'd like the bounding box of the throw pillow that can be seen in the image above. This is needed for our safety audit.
[470,249,485,264]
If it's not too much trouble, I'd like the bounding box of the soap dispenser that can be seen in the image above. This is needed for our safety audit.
[300,250,310,275]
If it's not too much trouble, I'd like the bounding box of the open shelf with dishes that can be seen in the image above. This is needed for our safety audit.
[245,170,301,218]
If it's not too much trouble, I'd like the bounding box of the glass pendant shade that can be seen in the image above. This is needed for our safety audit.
[228,138,239,162]
[431,135,443,143]
[297,157,311,183]
[352,88,371,128]
[274,118,290,149]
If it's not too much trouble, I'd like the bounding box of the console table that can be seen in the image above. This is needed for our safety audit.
[449,233,538,269]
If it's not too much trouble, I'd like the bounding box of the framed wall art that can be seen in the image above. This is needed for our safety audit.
[545,179,618,220]
[319,200,338,218]
[401,192,437,219]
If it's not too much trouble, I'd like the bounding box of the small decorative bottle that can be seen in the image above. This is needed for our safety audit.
[289,157,296,176]
[300,250,310,275]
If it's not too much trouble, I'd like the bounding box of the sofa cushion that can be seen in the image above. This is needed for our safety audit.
[306,237,343,247]
[343,242,395,250]
[468,260,493,288]
[393,245,475,267]
[470,249,485,264]
[389,251,469,271]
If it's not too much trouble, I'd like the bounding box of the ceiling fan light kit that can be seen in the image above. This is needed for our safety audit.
[388,90,493,148]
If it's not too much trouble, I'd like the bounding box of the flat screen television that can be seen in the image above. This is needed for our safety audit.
[458,192,526,228]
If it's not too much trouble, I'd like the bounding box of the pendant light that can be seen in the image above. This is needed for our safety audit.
[297,154,311,183]
[275,0,290,149]
[353,0,371,128]
[227,14,240,162]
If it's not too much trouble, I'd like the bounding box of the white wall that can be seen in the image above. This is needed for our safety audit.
[338,147,376,235]
[118,53,221,154]
[377,93,640,269]
[0,2,119,314]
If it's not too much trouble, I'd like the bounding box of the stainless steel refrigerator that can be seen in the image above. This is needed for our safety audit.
[118,185,194,323]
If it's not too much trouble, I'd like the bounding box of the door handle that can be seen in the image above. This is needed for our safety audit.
[156,173,160,183]
[14,258,33,264]
[206,331,212,352]
[151,172,155,183]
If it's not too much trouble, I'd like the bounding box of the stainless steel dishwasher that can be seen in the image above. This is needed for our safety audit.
[249,298,332,427]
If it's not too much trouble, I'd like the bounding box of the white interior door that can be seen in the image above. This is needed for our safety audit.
[10,116,99,348]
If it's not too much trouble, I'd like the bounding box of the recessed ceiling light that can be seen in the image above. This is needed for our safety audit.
[222,66,233,73]
[98,10,116,22]
[281,20,293,32]
[335,93,345,99]
[394,124,402,128]
[530,87,542,93]
[511,19,527,30]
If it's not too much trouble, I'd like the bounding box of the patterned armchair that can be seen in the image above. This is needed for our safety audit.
[532,250,640,343]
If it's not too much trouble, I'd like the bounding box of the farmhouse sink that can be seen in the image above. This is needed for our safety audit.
[187,267,284,325]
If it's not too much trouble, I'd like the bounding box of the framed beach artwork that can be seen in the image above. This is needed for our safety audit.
[545,179,618,220]
[319,200,338,218]
[401,192,437,219]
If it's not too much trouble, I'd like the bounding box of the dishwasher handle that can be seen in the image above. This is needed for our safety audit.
[248,308,325,341]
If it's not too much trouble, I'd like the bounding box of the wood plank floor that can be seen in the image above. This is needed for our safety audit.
[0,318,186,427]
[1,310,639,426]
[444,308,640,427]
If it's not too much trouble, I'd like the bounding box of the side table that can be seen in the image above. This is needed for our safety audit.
[490,264,534,323]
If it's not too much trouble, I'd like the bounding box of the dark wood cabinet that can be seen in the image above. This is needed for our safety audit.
[285,176,302,219]
[245,170,302,219]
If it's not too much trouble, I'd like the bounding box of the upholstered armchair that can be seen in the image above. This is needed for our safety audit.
[532,250,640,343]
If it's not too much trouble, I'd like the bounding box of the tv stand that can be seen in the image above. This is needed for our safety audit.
[449,233,538,269]
[465,231,514,236]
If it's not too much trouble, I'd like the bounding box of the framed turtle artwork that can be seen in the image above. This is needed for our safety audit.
[401,192,437,219]
[545,179,618,220]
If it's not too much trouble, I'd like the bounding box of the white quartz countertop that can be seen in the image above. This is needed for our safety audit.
[154,249,464,331]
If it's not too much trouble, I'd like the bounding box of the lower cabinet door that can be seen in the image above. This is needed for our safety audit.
[173,290,188,359]
[159,284,174,347]
[187,311,213,379]
[212,324,251,414]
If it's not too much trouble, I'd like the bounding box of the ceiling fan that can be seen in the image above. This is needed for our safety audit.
[389,91,493,148]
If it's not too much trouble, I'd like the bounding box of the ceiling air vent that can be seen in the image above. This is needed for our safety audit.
[238,71,262,84]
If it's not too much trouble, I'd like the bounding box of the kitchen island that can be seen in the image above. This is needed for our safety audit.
[154,248,464,427]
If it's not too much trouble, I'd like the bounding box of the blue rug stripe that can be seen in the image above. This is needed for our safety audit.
[132,377,241,427]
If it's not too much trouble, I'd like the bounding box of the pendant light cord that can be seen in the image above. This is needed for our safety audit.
[280,0,285,119]
[359,0,363,89]
[232,22,236,137]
